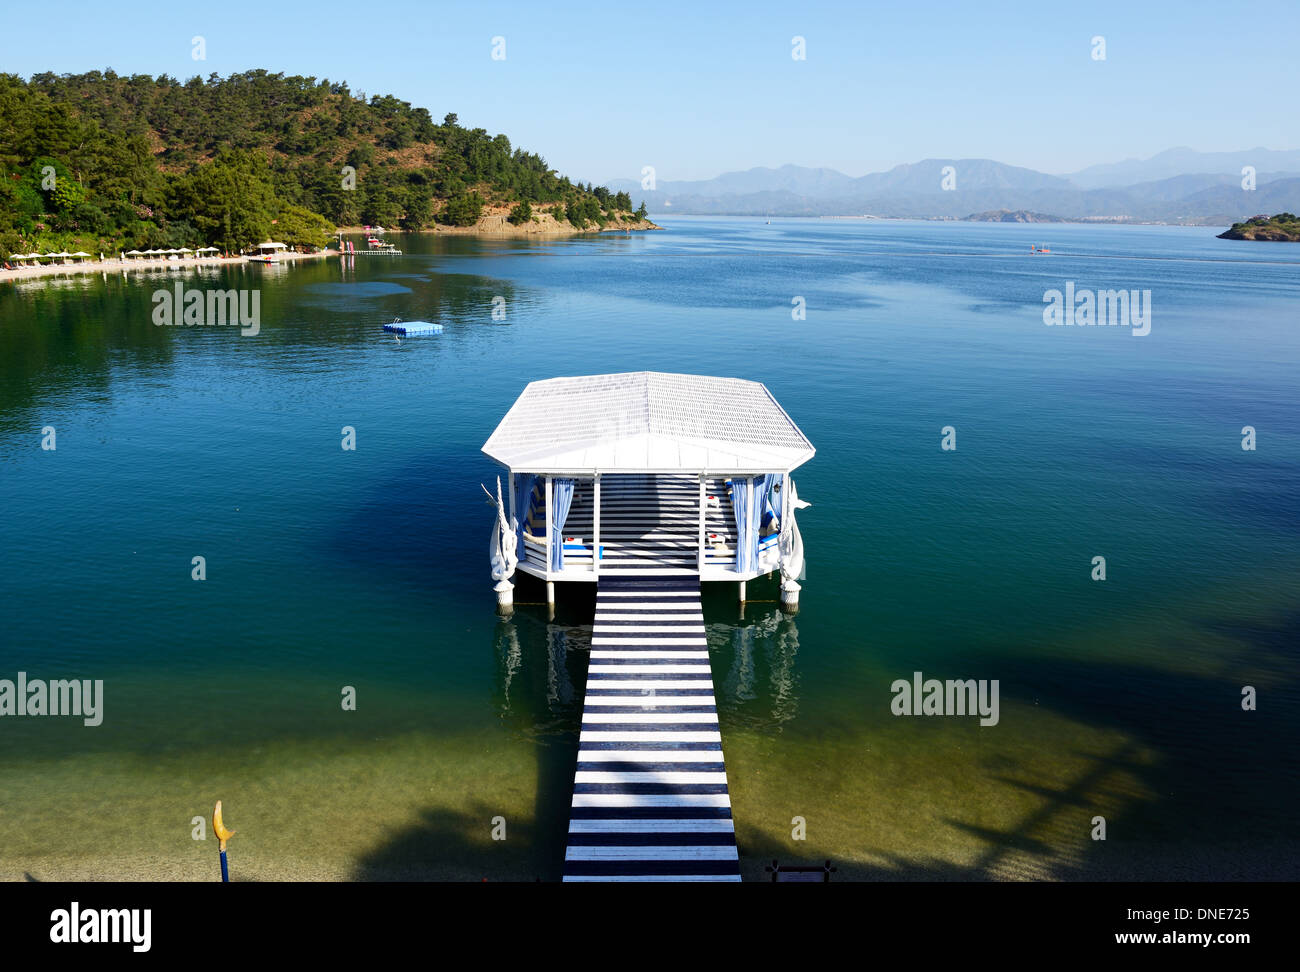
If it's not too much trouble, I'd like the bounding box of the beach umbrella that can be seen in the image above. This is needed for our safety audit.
[213,800,236,882]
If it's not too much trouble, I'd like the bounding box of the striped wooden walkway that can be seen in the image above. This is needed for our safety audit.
[563,575,740,881]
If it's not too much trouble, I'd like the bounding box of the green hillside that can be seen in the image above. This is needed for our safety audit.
[0,70,649,259]
[1218,212,1300,241]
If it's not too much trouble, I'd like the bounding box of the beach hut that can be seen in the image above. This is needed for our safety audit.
[482,371,815,612]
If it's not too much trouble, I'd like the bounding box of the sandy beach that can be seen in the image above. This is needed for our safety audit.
[0,249,332,283]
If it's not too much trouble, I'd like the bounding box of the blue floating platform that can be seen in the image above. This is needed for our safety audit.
[383,320,443,335]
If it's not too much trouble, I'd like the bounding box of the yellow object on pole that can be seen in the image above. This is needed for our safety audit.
[214,800,236,882]
[214,800,235,851]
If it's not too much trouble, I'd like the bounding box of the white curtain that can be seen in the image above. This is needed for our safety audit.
[779,478,810,586]
[488,477,519,582]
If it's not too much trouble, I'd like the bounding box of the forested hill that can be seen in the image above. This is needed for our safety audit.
[0,70,650,258]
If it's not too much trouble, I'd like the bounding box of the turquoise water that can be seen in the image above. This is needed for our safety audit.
[1,218,1297,881]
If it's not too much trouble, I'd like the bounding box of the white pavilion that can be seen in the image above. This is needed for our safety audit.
[482,371,814,612]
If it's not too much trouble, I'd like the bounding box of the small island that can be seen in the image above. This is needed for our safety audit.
[964,209,1066,223]
[1218,213,1300,241]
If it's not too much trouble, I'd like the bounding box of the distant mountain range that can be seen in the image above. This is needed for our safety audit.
[605,149,1300,225]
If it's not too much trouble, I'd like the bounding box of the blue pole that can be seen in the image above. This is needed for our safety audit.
[220,848,229,883]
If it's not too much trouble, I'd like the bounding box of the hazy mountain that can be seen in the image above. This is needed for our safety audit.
[603,151,1300,225]
[608,164,859,199]
[1065,147,1300,189]
[610,158,1069,201]
[853,158,1072,194]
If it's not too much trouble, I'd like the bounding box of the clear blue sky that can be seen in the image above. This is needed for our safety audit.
[3,0,1295,183]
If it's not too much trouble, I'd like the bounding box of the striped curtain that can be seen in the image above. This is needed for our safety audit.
[759,473,779,533]
[729,477,762,573]
[513,473,536,560]
[550,478,575,571]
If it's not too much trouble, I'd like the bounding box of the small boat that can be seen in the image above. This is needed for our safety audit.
[248,255,276,264]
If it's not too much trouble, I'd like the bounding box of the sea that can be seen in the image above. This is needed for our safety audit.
[1,216,1297,880]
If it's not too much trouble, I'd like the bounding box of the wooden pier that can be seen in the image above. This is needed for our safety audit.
[483,372,816,879]
[563,574,740,881]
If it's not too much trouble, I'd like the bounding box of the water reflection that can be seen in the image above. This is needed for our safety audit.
[493,603,802,734]
[717,609,801,728]
[495,618,521,711]
[492,612,586,731]
[546,625,576,709]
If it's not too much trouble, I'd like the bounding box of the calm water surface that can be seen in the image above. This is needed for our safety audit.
[1,218,1297,880]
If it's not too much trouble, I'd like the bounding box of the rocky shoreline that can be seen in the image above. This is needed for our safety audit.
[1217,213,1300,241]
[339,207,660,239]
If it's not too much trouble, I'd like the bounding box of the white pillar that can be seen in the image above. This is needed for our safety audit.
[494,580,514,614]
[507,473,516,532]
[545,475,553,578]
[739,579,746,603]
[697,474,706,574]
[592,474,601,578]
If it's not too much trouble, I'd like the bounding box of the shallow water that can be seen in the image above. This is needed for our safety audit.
[1,218,1297,880]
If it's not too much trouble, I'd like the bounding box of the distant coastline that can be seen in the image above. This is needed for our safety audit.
[2,214,667,283]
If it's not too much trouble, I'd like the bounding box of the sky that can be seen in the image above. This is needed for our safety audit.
[3,0,1296,184]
